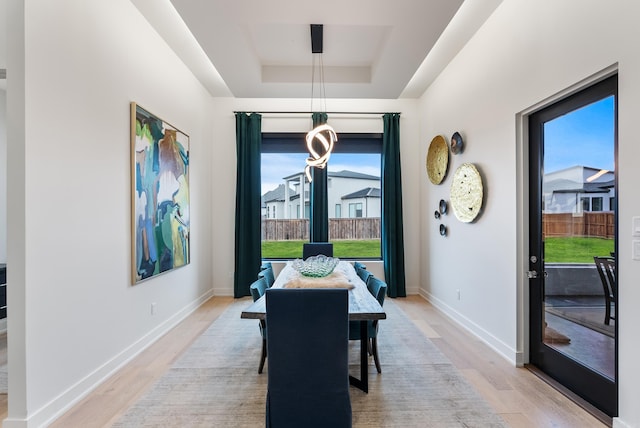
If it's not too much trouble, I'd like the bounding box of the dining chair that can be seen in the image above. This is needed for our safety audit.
[258,265,275,288]
[353,261,367,271]
[249,276,268,373]
[265,288,352,428]
[356,266,373,285]
[594,256,616,325]
[302,242,334,260]
[349,277,387,373]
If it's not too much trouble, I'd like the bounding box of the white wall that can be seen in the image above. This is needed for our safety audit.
[0,89,6,263]
[5,0,214,426]
[418,1,640,427]
[210,98,421,296]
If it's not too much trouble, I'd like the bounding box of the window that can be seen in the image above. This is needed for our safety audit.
[592,197,603,211]
[581,197,590,212]
[349,203,363,218]
[261,133,382,259]
[609,197,615,211]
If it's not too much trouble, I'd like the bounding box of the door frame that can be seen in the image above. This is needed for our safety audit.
[515,66,618,416]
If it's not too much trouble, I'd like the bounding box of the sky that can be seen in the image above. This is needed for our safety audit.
[261,153,381,194]
[543,95,615,173]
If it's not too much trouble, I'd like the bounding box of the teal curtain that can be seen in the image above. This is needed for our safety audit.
[310,112,329,242]
[234,113,262,298]
[381,113,406,297]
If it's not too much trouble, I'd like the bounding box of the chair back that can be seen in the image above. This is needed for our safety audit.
[258,266,275,288]
[302,242,333,260]
[367,277,387,307]
[594,256,616,299]
[261,261,273,271]
[353,261,367,271]
[249,277,268,302]
[265,288,352,428]
[357,268,373,285]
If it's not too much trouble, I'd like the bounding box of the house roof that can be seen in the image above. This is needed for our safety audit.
[545,178,614,194]
[262,184,288,203]
[342,187,381,200]
[282,169,380,181]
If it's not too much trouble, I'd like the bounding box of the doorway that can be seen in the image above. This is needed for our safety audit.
[528,75,617,416]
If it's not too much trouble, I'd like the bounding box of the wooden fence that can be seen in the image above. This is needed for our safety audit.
[543,212,614,239]
[262,218,381,241]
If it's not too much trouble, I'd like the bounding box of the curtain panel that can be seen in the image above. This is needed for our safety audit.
[382,113,406,297]
[234,113,262,297]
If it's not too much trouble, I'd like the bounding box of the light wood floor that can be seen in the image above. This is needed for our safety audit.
[1,295,610,427]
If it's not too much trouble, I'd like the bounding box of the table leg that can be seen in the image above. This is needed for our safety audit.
[349,320,369,393]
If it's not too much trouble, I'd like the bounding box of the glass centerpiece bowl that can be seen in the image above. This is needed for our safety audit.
[291,254,340,278]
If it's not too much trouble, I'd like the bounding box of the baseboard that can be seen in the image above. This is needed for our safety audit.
[418,289,519,365]
[14,289,216,428]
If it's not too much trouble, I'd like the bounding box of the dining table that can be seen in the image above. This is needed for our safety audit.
[241,260,386,393]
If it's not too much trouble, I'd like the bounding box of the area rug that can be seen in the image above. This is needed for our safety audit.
[113,298,506,427]
[546,306,614,337]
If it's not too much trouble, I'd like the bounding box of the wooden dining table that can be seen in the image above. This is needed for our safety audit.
[241,260,386,393]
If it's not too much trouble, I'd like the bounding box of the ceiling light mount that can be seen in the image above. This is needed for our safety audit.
[305,24,337,182]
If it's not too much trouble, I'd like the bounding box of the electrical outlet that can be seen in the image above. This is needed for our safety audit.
[151,302,157,315]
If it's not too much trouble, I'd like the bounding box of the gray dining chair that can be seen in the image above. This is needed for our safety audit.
[249,276,268,373]
[349,277,387,373]
[265,288,352,428]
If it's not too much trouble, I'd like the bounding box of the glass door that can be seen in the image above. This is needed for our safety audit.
[528,75,617,416]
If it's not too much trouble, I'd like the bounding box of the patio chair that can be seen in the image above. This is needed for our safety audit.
[593,256,616,325]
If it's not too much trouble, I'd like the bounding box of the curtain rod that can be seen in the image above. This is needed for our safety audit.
[233,111,400,115]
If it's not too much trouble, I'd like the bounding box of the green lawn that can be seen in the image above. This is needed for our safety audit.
[262,239,381,259]
[262,236,613,263]
[544,237,614,263]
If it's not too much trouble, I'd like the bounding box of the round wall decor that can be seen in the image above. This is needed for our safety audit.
[450,163,483,223]
[451,131,464,154]
[426,135,449,184]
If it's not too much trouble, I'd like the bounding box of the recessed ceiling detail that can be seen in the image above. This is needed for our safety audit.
[168,0,465,99]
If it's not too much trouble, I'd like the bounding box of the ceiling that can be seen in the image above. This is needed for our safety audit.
[133,0,502,99]
[0,1,503,98]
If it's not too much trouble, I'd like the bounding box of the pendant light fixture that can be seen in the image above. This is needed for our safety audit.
[305,24,337,182]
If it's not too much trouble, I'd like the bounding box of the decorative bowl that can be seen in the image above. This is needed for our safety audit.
[292,255,340,278]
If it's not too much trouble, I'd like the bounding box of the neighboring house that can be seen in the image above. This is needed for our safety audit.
[341,187,381,218]
[543,165,615,213]
[262,170,380,219]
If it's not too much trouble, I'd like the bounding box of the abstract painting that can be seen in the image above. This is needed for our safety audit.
[131,103,190,283]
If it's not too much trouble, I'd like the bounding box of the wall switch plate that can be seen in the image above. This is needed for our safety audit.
[633,240,640,261]
[633,216,640,237]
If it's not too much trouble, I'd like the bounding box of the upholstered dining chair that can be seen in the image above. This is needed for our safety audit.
[249,277,268,373]
[353,261,367,271]
[594,256,616,325]
[356,266,373,285]
[349,277,387,373]
[265,288,352,428]
[302,242,333,260]
[258,265,275,288]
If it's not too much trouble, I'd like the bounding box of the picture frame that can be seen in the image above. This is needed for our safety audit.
[131,102,190,284]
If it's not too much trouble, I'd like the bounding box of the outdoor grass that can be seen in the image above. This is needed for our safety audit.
[262,239,381,259]
[263,236,613,263]
[544,236,614,263]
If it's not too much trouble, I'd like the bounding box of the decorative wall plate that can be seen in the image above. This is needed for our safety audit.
[439,224,447,236]
[439,199,448,215]
[450,163,483,223]
[426,135,449,184]
[434,210,441,219]
[451,132,464,154]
